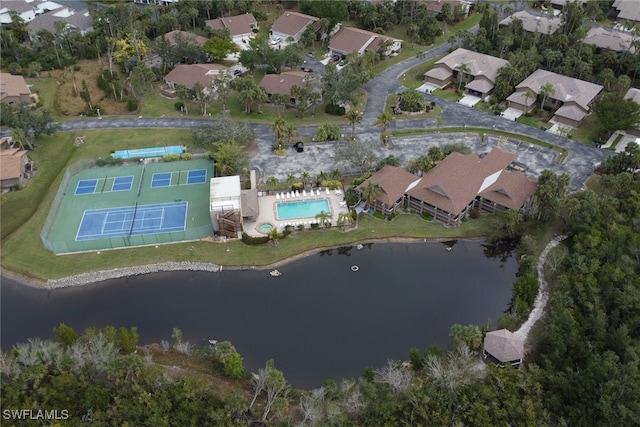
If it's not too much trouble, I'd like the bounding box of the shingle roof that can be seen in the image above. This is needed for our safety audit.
[329,26,400,55]
[271,11,318,38]
[164,64,230,89]
[513,69,603,111]
[205,13,257,37]
[484,329,524,363]
[0,147,27,180]
[164,30,208,48]
[479,171,537,209]
[0,73,31,100]
[554,103,588,122]
[583,26,636,54]
[465,78,494,94]
[430,48,509,84]
[423,0,468,14]
[499,10,561,34]
[259,71,306,95]
[550,0,587,7]
[624,88,640,105]
[612,0,640,23]
[26,7,92,34]
[406,148,517,215]
[356,165,420,207]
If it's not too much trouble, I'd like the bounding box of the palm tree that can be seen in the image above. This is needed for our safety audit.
[286,173,296,188]
[330,169,343,182]
[266,176,279,189]
[300,170,310,188]
[315,171,328,187]
[457,62,471,90]
[283,122,297,144]
[538,81,555,112]
[337,211,352,230]
[346,109,363,139]
[376,111,394,146]
[523,88,535,111]
[315,210,332,228]
[361,181,382,209]
[272,116,287,140]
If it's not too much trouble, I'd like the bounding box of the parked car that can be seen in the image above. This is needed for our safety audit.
[338,59,346,66]
[233,69,242,76]
[300,67,313,73]
[331,54,341,62]
[270,37,281,45]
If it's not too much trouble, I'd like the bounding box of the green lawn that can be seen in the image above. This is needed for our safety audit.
[517,115,549,130]
[570,113,604,145]
[432,88,460,102]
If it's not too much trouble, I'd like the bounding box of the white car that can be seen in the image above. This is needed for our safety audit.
[270,37,281,45]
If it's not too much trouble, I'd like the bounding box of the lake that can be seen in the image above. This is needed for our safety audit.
[1,240,517,388]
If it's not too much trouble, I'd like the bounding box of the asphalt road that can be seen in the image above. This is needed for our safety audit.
[55,42,611,191]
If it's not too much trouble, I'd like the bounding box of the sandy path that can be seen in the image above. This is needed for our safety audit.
[514,235,567,341]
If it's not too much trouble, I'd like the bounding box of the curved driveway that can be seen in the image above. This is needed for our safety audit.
[57,43,611,191]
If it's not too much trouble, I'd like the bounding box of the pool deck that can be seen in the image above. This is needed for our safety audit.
[244,188,349,237]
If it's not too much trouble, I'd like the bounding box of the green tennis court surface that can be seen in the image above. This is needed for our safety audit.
[42,159,214,254]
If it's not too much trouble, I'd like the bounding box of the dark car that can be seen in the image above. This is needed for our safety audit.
[293,142,304,152]
[331,54,341,62]
[233,69,242,76]
[300,67,313,73]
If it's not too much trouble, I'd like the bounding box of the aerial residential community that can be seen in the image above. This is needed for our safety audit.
[1,0,639,425]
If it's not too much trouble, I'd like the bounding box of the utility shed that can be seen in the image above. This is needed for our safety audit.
[483,329,524,367]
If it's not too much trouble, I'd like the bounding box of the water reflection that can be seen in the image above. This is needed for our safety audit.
[1,241,517,388]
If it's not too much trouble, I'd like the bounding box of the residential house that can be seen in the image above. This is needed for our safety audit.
[164,30,208,48]
[205,13,257,44]
[612,0,640,27]
[423,0,471,16]
[583,26,636,54]
[623,88,640,137]
[356,165,420,215]
[550,0,587,12]
[163,64,230,96]
[499,10,561,35]
[423,48,509,99]
[506,69,603,128]
[329,26,402,58]
[0,147,30,191]
[0,0,63,25]
[270,11,319,43]
[0,73,34,105]
[405,148,537,226]
[259,71,308,103]
[26,7,93,40]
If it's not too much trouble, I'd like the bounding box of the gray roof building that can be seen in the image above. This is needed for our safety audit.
[483,329,524,366]
[499,10,561,35]
[612,0,640,25]
[583,26,636,54]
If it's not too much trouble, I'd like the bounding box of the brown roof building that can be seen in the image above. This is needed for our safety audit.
[205,13,257,41]
[259,71,307,98]
[424,48,509,98]
[271,11,319,42]
[0,73,33,105]
[0,147,30,191]
[612,0,640,26]
[164,30,208,48]
[164,64,230,91]
[329,26,402,57]
[506,69,603,128]
[356,165,420,215]
[406,148,536,226]
[483,329,524,367]
[583,26,636,54]
[499,10,561,35]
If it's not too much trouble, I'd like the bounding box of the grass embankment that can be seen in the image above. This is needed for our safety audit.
[392,127,569,163]
[1,128,496,281]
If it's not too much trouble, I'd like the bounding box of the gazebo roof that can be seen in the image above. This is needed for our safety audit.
[483,329,524,363]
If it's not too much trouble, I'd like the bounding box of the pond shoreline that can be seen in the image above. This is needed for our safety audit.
[1,237,463,290]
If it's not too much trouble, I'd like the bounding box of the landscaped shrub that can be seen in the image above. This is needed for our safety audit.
[315,123,341,141]
[324,103,346,116]
[352,172,373,186]
[421,212,432,221]
[95,157,124,166]
[252,9,267,21]
[321,180,342,189]
[126,98,138,112]
[161,154,181,162]
[291,182,304,191]
[241,233,270,245]
[174,101,185,111]
[345,188,358,206]
[180,153,193,160]
[373,211,385,220]
[310,223,320,229]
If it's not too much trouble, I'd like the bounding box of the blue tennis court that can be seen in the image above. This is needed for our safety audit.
[75,179,98,195]
[112,176,133,192]
[75,202,188,241]
[187,169,207,184]
[151,172,172,188]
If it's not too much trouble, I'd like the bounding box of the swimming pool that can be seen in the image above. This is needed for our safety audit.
[113,145,185,159]
[276,199,330,220]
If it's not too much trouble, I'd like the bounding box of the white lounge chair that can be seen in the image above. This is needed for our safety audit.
[286,192,291,199]
[316,189,320,196]
[276,193,280,200]
[339,201,347,208]
[296,190,300,197]
[302,190,307,197]
[334,189,342,196]
[326,188,330,195]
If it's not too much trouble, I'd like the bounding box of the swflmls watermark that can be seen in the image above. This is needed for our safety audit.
[3,409,69,421]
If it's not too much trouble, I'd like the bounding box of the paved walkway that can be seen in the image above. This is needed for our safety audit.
[56,36,612,192]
